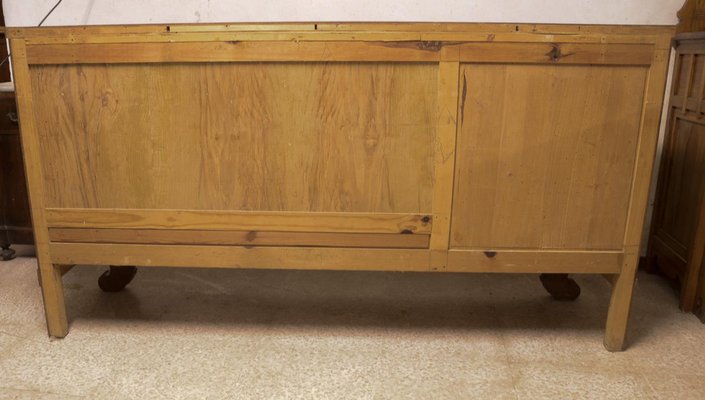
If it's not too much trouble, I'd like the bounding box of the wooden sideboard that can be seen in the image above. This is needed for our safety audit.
[7,23,672,350]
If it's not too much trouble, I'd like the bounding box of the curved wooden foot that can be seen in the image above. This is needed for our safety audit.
[540,273,581,301]
[98,266,138,292]
[1,245,16,261]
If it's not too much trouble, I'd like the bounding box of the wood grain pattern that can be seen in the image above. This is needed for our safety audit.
[31,63,437,214]
[451,64,648,250]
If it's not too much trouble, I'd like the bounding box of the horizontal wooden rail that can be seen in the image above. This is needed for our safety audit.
[26,41,442,64]
[25,41,654,65]
[671,108,705,124]
[49,243,434,271]
[455,43,654,65]
[675,40,705,54]
[48,228,430,249]
[45,208,432,234]
[446,249,623,274]
[5,23,676,39]
[48,241,623,274]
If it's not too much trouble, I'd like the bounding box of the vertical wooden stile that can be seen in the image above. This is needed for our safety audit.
[606,43,671,351]
[9,39,68,337]
[430,61,461,269]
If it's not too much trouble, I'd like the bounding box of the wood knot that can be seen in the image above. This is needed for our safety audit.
[417,41,443,51]
[547,45,562,62]
[484,251,497,258]
[400,229,414,234]
[246,231,257,242]
[421,215,431,224]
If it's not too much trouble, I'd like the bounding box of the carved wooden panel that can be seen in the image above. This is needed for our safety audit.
[678,0,705,34]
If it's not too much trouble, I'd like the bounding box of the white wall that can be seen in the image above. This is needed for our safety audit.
[2,0,684,27]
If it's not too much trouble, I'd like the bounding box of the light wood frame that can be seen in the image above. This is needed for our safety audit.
[7,23,673,351]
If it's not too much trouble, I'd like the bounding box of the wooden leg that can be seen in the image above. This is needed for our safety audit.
[539,273,581,300]
[37,262,68,338]
[604,254,638,352]
[98,266,138,292]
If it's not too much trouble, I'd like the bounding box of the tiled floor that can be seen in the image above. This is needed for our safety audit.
[1,245,704,399]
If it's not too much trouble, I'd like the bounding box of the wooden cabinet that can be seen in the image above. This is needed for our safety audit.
[6,23,672,350]
[647,0,705,321]
[0,13,33,260]
[647,34,705,315]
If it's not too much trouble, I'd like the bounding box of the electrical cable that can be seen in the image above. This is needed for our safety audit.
[38,0,65,27]
[0,0,65,67]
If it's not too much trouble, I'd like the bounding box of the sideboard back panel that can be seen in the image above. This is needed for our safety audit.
[451,64,648,250]
[30,62,438,214]
[6,23,673,347]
